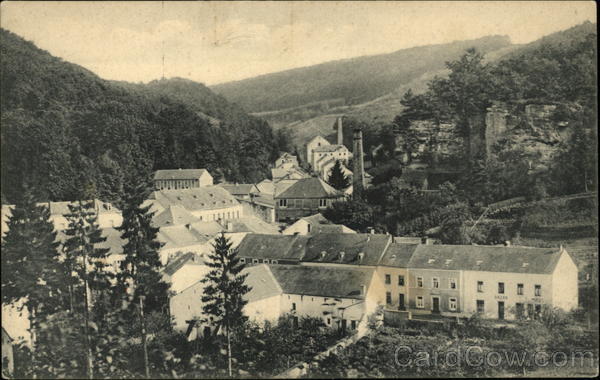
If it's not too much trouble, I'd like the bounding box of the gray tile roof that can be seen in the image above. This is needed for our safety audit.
[236,234,307,261]
[146,187,239,212]
[301,233,391,266]
[243,264,283,302]
[270,265,374,299]
[407,244,565,274]
[153,205,200,227]
[275,177,343,199]
[218,183,260,196]
[378,243,419,268]
[154,169,209,180]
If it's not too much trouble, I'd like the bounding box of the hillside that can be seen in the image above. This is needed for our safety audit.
[211,35,511,113]
[0,28,282,204]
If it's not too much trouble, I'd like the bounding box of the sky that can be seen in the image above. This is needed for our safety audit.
[1,1,596,85]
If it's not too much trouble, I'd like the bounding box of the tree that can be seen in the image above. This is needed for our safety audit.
[116,177,170,314]
[1,189,65,377]
[327,160,350,190]
[201,233,251,377]
[323,198,376,233]
[62,199,113,379]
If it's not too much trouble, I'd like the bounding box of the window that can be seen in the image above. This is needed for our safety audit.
[416,296,424,309]
[252,258,259,264]
[351,320,357,330]
[476,300,485,313]
[319,199,327,207]
[240,258,246,264]
[279,199,288,208]
[272,260,278,264]
[432,277,439,289]
[292,303,296,311]
[517,283,524,295]
[515,303,524,318]
[263,259,269,264]
[385,274,391,285]
[398,275,405,286]
[386,292,392,304]
[477,281,484,293]
[534,285,541,296]
[498,282,505,294]
[449,297,457,311]
[417,277,423,288]
[527,303,534,317]
[327,318,331,325]
[449,279,457,289]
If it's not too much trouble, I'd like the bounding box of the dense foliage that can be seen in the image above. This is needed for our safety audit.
[0,28,287,205]
[212,36,510,112]
[306,308,598,378]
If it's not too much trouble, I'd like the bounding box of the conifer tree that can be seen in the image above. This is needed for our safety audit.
[327,160,350,190]
[116,177,169,314]
[62,199,113,379]
[201,233,251,377]
[1,189,64,378]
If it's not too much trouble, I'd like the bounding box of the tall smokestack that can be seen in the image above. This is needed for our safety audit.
[353,128,365,196]
[337,117,343,145]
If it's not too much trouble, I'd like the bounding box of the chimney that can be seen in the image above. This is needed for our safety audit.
[337,116,343,145]
[352,128,365,196]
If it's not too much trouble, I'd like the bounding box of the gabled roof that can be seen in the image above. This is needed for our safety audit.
[300,213,330,225]
[187,221,225,236]
[312,144,349,153]
[218,183,260,196]
[243,264,283,302]
[275,177,342,199]
[154,169,209,180]
[225,216,280,234]
[153,205,200,227]
[157,225,208,249]
[407,245,565,274]
[162,252,197,276]
[378,243,419,268]
[236,234,307,261]
[301,233,391,266]
[146,187,239,212]
[310,224,356,234]
[270,265,374,300]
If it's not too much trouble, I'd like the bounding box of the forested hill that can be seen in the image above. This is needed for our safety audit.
[210,35,511,113]
[0,28,283,205]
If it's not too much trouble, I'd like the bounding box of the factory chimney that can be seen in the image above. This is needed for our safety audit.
[352,128,365,196]
[336,116,344,145]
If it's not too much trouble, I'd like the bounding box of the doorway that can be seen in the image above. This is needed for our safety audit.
[432,296,440,313]
[498,301,505,320]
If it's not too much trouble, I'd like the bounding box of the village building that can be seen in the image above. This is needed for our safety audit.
[144,187,243,223]
[153,169,213,190]
[274,152,299,169]
[299,233,391,268]
[282,213,355,235]
[1,200,122,235]
[217,183,260,200]
[271,166,310,182]
[377,243,419,313]
[270,265,385,332]
[274,177,345,222]
[170,264,283,336]
[239,193,276,223]
[405,244,578,320]
[235,234,307,265]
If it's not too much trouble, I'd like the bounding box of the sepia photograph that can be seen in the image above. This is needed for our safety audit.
[0,1,597,378]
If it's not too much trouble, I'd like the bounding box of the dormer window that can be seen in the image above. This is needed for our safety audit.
[445,259,452,265]
[522,262,529,268]
[427,259,436,264]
